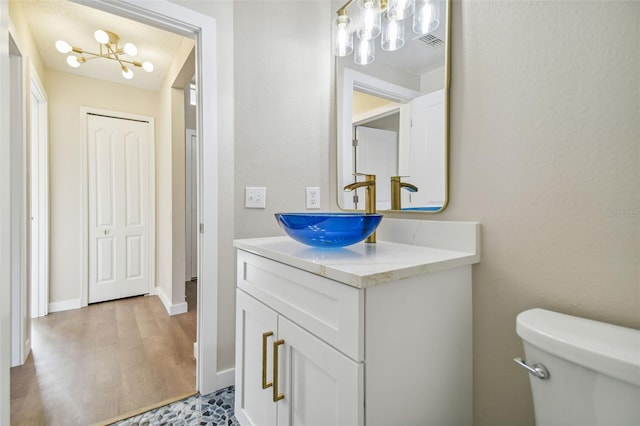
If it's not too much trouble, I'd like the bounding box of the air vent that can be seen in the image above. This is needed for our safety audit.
[417,34,444,48]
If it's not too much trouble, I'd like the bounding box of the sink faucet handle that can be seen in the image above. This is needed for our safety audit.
[353,173,376,181]
[391,176,418,210]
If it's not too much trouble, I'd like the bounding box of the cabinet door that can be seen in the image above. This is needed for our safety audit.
[236,290,278,426]
[276,316,363,426]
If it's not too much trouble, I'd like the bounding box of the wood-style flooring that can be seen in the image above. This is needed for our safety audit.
[10,281,197,426]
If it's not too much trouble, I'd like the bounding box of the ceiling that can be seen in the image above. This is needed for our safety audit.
[376,7,448,76]
[16,0,189,91]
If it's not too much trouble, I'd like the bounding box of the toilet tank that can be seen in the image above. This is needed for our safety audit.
[516,308,640,426]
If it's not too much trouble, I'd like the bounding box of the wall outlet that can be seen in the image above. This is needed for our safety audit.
[306,187,320,209]
[245,187,266,209]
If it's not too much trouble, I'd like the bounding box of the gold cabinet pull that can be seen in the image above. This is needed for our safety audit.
[262,331,274,389]
[272,339,285,402]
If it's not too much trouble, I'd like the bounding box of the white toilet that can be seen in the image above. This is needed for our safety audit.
[515,308,640,425]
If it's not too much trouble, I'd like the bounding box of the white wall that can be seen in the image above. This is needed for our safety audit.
[420,66,444,94]
[45,70,161,306]
[171,86,186,306]
[154,37,194,313]
[397,2,638,424]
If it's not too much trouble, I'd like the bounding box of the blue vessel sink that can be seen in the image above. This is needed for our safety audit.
[275,212,383,248]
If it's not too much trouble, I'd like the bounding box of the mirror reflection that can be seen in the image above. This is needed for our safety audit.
[335,0,449,212]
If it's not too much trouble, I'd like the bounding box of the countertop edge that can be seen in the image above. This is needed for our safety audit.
[234,237,480,289]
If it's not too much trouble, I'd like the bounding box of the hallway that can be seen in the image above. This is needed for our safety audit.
[10,282,197,425]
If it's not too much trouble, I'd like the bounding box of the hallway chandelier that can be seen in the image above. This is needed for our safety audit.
[55,30,154,80]
[332,0,440,65]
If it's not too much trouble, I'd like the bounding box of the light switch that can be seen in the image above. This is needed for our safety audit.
[245,187,266,209]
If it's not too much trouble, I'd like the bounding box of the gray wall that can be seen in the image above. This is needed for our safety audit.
[326,0,638,424]
[197,1,639,424]
[436,1,639,424]
[234,1,332,239]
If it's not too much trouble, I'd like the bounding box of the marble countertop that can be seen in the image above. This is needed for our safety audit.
[233,236,480,289]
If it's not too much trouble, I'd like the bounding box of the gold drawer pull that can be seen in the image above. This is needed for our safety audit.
[262,331,273,389]
[273,339,285,402]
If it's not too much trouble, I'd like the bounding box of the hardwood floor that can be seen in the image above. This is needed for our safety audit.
[10,281,197,425]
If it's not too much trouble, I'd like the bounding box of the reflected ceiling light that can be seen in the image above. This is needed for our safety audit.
[332,12,354,57]
[386,0,414,21]
[381,15,405,51]
[414,0,439,34]
[332,0,441,64]
[356,0,382,41]
[354,37,375,65]
[55,30,154,80]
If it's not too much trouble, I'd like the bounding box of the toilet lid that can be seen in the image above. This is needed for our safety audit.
[517,308,640,387]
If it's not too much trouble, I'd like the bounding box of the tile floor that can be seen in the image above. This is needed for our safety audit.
[112,386,239,426]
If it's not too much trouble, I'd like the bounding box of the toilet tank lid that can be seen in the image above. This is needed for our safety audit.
[517,308,640,387]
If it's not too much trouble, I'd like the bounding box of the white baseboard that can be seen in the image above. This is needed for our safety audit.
[156,286,188,316]
[216,368,235,390]
[49,298,81,313]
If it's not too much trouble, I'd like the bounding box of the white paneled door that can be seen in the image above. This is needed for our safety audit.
[355,126,398,210]
[88,114,150,303]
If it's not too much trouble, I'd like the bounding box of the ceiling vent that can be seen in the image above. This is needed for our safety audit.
[417,34,444,48]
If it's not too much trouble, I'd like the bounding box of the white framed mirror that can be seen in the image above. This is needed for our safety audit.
[335,0,450,212]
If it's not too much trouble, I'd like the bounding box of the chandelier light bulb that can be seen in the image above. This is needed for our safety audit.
[94,30,109,44]
[123,43,137,56]
[413,0,439,34]
[55,40,72,54]
[66,55,80,68]
[121,66,134,79]
[57,30,151,77]
[354,37,375,65]
[332,15,354,57]
[357,0,382,40]
[387,0,415,21]
[382,16,405,51]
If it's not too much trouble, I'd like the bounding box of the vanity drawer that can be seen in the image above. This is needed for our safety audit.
[237,250,364,361]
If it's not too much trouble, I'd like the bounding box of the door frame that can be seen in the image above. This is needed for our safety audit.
[80,108,156,307]
[1,1,12,421]
[185,128,197,281]
[9,31,28,368]
[29,64,49,319]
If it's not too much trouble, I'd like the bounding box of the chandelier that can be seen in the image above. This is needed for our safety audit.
[55,30,154,80]
[332,0,440,65]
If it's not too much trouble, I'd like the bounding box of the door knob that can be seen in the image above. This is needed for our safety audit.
[104,229,109,235]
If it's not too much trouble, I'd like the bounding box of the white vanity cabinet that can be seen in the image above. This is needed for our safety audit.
[235,222,479,426]
[234,251,364,426]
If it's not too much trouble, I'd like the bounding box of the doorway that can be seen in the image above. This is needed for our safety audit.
[56,0,221,395]
[3,2,222,421]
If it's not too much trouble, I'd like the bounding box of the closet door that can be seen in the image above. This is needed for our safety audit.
[88,114,150,303]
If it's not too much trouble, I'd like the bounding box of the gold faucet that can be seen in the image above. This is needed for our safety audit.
[344,174,377,243]
[391,176,418,210]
